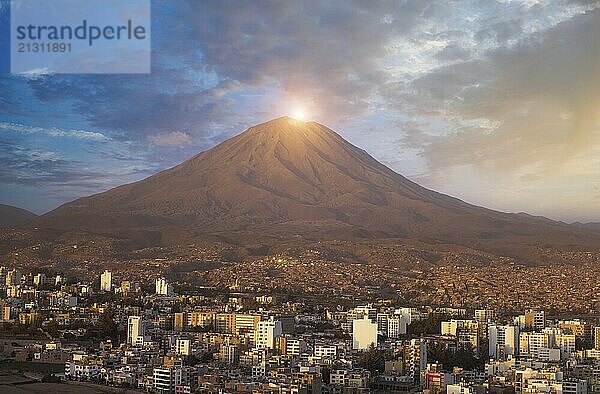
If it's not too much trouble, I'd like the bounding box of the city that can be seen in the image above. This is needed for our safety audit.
[0,264,599,393]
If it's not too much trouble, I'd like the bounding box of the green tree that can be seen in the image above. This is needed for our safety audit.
[96,309,118,341]
[358,344,385,375]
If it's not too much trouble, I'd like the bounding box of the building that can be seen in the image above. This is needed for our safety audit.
[100,270,112,292]
[33,273,46,287]
[255,317,282,349]
[1,306,11,321]
[387,315,407,338]
[524,309,546,330]
[519,332,549,359]
[314,344,337,358]
[353,317,378,350]
[489,324,519,359]
[349,305,377,323]
[176,338,190,356]
[277,336,306,356]
[153,366,185,393]
[156,277,174,296]
[220,344,239,364]
[475,309,495,323]
[127,316,144,346]
[404,339,427,383]
[65,359,100,380]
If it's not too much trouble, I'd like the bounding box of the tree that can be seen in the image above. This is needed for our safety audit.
[358,344,385,375]
[46,319,59,338]
[321,366,331,384]
[96,309,118,341]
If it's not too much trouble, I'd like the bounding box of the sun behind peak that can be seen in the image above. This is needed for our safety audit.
[291,107,307,121]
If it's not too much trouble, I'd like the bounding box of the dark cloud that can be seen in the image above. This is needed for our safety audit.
[178,0,437,121]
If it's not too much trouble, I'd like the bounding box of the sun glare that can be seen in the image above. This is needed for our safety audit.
[292,107,307,121]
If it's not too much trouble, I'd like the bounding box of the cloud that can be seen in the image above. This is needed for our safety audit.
[1,0,599,220]
[0,122,109,141]
[148,131,192,146]
[404,7,600,177]
[173,0,441,122]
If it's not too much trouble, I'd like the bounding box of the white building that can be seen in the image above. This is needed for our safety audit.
[387,315,407,338]
[349,305,377,323]
[353,317,377,350]
[474,309,495,323]
[555,333,576,359]
[65,360,100,380]
[314,344,337,358]
[33,273,46,287]
[153,366,184,393]
[280,337,306,356]
[255,317,282,349]
[447,383,477,394]
[155,277,174,296]
[127,315,144,346]
[396,307,420,325]
[100,270,112,292]
[176,338,191,356]
[489,324,519,359]
[519,332,550,359]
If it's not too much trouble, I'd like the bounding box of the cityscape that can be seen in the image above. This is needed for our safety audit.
[0,263,599,393]
[1,0,600,393]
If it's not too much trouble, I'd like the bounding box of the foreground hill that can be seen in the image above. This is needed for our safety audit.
[33,117,600,262]
[0,204,37,228]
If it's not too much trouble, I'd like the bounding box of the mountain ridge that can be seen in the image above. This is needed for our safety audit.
[32,116,600,262]
[0,204,38,228]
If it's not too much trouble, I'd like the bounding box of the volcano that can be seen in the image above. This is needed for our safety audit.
[34,117,600,259]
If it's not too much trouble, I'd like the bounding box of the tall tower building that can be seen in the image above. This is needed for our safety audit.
[155,277,174,296]
[352,317,378,350]
[100,270,112,292]
[256,317,282,349]
[127,316,144,345]
[489,324,519,359]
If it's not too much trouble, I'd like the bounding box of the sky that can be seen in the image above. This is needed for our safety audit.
[0,0,599,222]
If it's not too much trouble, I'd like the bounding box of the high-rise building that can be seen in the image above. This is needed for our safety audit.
[255,317,282,349]
[6,269,21,286]
[397,307,420,325]
[176,338,190,356]
[475,309,495,323]
[560,320,593,347]
[153,366,187,393]
[377,313,389,336]
[524,310,546,330]
[277,336,306,356]
[352,317,377,350]
[127,315,144,346]
[519,332,550,358]
[1,306,11,322]
[489,324,519,359]
[100,270,112,292]
[387,315,407,338]
[220,344,239,364]
[33,273,46,287]
[595,326,600,349]
[155,277,174,296]
[404,338,427,383]
[314,344,337,358]
[349,305,377,324]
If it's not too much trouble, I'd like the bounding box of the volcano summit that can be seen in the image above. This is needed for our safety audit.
[33,117,600,260]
